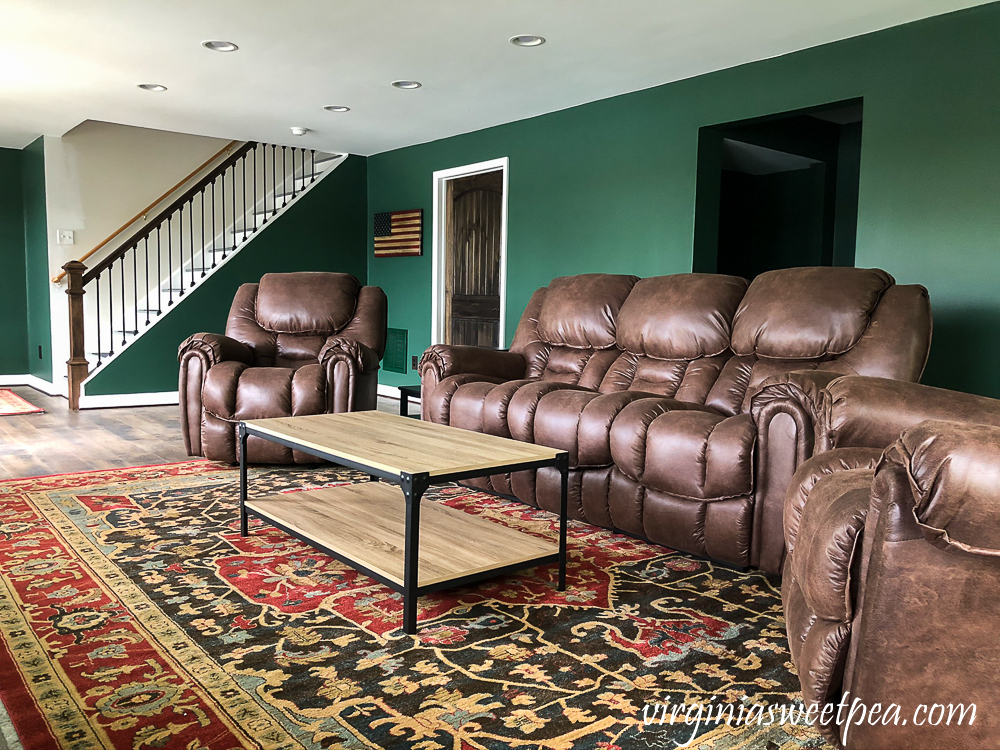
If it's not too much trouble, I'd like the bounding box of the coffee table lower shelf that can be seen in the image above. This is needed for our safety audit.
[244,481,559,602]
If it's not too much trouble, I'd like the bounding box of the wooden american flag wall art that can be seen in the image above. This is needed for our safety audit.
[373,209,423,257]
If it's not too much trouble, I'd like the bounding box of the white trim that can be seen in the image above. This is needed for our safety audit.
[377,383,421,403]
[0,375,64,397]
[77,390,178,409]
[430,157,509,346]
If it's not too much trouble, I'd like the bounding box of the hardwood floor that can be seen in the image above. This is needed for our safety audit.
[0,386,405,480]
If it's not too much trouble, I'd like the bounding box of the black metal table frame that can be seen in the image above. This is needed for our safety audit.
[238,421,570,634]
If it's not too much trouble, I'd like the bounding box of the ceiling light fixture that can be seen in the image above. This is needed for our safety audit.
[202,40,239,52]
[290,126,309,136]
[509,35,545,47]
[391,80,421,89]
[137,83,168,92]
[323,105,351,112]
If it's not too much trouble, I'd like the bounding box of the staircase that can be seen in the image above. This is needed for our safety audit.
[60,142,345,409]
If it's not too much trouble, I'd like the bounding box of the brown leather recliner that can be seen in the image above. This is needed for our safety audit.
[783,376,1000,749]
[178,272,386,463]
[420,268,931,572]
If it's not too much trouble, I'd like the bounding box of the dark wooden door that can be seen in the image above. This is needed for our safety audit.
[445,170,503,347]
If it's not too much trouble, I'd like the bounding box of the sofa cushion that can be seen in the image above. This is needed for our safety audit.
[536,274,638,349]
[616,274,748,360]
[731,267,892,359]
[256,272,360,334]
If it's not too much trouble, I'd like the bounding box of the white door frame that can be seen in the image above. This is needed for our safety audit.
[431,157,509,346]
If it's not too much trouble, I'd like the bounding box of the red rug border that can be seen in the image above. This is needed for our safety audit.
[0,389,45,416]
[0,601,59,749]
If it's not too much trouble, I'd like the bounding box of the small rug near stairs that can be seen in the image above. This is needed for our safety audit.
[0,390,43,416]
[0,462,828,750]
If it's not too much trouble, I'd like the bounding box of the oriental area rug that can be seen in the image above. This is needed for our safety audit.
[0,462,828,750]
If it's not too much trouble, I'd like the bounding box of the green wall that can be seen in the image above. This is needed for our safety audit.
[85,154,369,395]
[367,3,1000,397]
[0,147,28,374]
[22,138,51,381]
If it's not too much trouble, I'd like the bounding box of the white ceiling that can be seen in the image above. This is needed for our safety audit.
[0,0,991,154]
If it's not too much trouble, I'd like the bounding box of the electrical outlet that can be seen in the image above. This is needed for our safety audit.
[56,229,75,245]
[411,355,419,370]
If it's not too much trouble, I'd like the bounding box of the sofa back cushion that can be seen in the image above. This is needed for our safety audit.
[535,274,638,349]
[256,272,361,335]
[731,267,892,359]
[597,274,746,402]
[616,274,748,359]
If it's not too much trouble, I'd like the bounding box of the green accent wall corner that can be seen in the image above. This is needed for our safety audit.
[0,147,28,375]
[23,137,51,381]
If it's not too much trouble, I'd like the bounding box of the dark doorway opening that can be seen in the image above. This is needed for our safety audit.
[693,99,863,280]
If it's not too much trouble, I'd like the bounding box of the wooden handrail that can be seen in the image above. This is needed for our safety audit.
[51,139,240,283]
[82,142,257,285]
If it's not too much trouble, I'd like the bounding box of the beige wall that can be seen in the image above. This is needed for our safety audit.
[45,121,231,390]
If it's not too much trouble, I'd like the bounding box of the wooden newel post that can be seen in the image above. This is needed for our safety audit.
[63,261,89,411]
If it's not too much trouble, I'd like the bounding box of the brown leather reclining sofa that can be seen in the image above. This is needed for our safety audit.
[420,268,931,573]
[783,376,1000,749]
[179,272,387,464]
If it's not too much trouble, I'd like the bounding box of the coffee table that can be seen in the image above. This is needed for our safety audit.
[237,411,570,634]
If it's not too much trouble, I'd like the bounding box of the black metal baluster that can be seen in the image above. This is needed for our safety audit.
[241,152,247,242]
[144,236,150,324]
[177,207,184,298]
[95,274,102,366]
[211,179,217,269]
[189,197,195,287]
[120,256,126,346]
[108,264,115,357]
[253,146,259,230]
[220,171,227,261]
[271,145,277,215]
[281,146,287,206]
[156,225,162,314]
[310,149,316,183]
[201,190,207,276]
[232,159,238,247]
[132,245,138,334]
[167,215,174,306]
[290,148,297,199]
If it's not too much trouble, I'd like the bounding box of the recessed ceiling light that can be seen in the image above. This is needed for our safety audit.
[391,80,421,89]
[202,40,239,52]
[510,35,545,47]
[137,83,168,92]
[323,105,351,112]
[290,126,309,136]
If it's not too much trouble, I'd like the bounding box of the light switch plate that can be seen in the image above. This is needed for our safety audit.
[56,229,75,245]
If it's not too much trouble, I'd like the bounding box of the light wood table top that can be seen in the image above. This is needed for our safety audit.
[245,410,563,478]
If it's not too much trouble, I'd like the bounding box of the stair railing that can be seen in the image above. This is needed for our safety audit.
[63,141,320,409]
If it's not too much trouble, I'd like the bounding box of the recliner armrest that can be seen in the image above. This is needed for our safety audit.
[749,369,844,428]
[897,419,1000,556]
[319,336,380,374]
[178,332,253,367]
[822,376,1000,451]
[419,345,526,382]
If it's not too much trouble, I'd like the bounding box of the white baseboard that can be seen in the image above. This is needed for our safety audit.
[378,384,420,403]
[0,374,64,397]
[78,391,179,409]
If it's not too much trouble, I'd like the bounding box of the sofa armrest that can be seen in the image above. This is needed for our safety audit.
[178,332,253,367]
[823,376,1000,452]
[898,420,1000,556]
[319,336,380,374]
[419,345,526,383]
[749,370,845,573]
[320,337,380,413]
[178,333,253,456]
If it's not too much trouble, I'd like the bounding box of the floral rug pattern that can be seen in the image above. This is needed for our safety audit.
[0,461,827,749]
